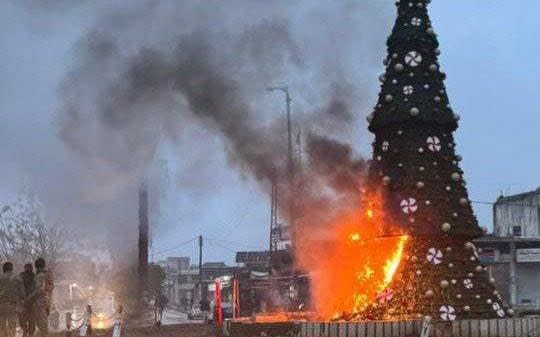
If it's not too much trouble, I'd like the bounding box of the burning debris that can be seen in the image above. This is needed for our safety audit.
[295,192,409,320]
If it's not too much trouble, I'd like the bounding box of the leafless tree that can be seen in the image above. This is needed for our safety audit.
[0,194,69,268]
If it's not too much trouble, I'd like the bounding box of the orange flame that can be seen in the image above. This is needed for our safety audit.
[296,194,408,319]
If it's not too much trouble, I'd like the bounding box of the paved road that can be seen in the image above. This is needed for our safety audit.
[50,323,215,337]
[162,308,190,325]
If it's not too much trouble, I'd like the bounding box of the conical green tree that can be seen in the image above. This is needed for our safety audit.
[366,0,509,320]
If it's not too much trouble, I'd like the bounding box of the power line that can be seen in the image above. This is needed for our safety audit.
[205,240,237,253]
[471,200,494,205]
[153,236,198,257]
[205,236,263,251]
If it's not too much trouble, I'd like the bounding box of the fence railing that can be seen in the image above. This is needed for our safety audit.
[225,316,540,337]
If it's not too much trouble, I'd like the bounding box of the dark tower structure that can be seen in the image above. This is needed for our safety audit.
[367,0,508,320]
[138,183,149,291]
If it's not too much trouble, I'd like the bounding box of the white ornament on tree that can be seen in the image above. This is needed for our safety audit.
[400,198,418,214]
[382,141,390,152]
[426,136,442,152]
[427,248,443,265]
[441,222,451,232]
[404,51,423,67]
[411,17,422,26]
[439,305,456,321]
[492,302,505,317]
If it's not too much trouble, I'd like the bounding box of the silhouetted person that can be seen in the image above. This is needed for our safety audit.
[75,305,93,337]
[112,305,124,337]
[19,263,36,337]
[0,262,24,337]
[49,304,60,331]
[154,292,167,326]
[25,258,54,337]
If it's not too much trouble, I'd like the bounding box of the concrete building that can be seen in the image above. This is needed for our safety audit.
[158,257,191,309]
[475,187,540,313]
[176,266,200,311]
[161,259,239,312]
[493,187,540,237]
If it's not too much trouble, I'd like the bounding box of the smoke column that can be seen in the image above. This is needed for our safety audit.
[3,0,393,310]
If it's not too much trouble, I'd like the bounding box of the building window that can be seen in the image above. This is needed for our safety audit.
[512,225,522,237]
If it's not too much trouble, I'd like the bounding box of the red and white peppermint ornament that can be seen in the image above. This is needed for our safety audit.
[439,305,456,321]
[405,51,422,67]
[426,136,442,152]
[427,248,443,265]
[382,141,390,152]
[411,17,422,26]
[400,197,418,214]
[377,288,395,304]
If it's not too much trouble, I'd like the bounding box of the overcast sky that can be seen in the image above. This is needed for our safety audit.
[1,1,539,264]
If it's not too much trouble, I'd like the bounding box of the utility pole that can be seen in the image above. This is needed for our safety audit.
[269,171,279,274]
[266,86,295,246]
[138,183,149,292]
[198,235,203,302]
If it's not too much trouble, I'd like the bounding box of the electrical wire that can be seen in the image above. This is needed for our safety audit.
[153,236,198,257]
[205,236,263,251]
[471,200,495,205]
[205,240,237,253]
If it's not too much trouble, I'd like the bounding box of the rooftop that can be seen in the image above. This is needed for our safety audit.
[475,234,540,243]
[495,187,540,204]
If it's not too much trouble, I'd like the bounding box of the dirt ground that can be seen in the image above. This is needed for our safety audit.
[52,323,216,337]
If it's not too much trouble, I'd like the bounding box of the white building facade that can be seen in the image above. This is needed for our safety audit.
[476,188,540,313]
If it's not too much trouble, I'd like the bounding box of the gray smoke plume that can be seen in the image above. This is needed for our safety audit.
[1,0,392,311]
[54,0,391,261]
[2,0,392,266]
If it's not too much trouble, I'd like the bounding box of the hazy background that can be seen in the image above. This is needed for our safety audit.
[1,1,539,264]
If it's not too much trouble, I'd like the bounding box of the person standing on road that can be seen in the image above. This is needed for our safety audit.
[25,258,54,337]
[0,262,24,337]
[112,305,125,337]
[154,292,167,326]
[19,263,36,337]
[200,298,210,323]
[49,304,60,331]
[74,305,93,337]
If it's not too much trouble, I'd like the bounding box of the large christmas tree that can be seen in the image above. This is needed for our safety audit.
[366,0,509,320]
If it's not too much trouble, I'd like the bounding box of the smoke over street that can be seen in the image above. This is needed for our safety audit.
[1,0,390,260]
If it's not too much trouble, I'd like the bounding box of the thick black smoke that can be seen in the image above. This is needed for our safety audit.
[55,0,389,266]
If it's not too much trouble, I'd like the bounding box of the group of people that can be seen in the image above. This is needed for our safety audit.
[0,258,54,337]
